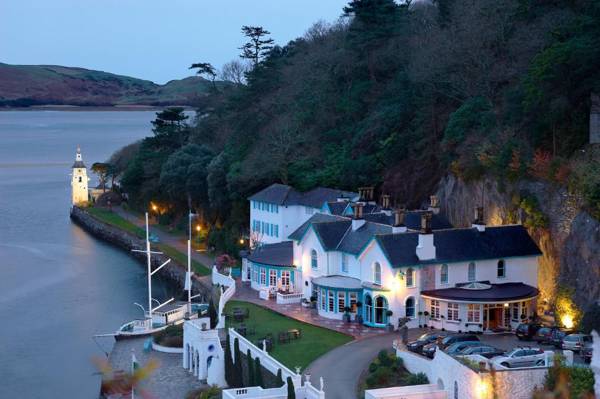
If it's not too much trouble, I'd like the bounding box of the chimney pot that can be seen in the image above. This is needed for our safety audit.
[420,211,433,234]
[472,206,486,232]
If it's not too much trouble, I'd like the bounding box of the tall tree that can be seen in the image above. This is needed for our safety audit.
[253,357,264,388]
[220,60,249,85]
[233,338,243,387]
[91,162,110,192]
[190,62,217,90]
[286,376,296,399]
[239,26,274,67]
[207,297,218,329]
[276,369,284,387]
[224,333,233,386]
[246,349,255,387]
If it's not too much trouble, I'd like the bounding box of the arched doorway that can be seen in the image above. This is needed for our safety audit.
[364,294,373,323]
[374,296,387,324]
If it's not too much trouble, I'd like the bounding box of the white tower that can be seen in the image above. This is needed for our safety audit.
[71,146,89,205]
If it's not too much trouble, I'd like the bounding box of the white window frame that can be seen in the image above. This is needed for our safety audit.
[320,289,326,310]
[328,291,334,312]
[373,262,382,285]
[430,299,440,319]
[337,292,345,313]
[406,268,415,288]
[349,292,358,313]
[311,249,318,269]
[467,304,480,323]
[281,270,290,289]
[447,302,459,321]
[440,264,448,285]
[260,268,266,285]
[341,253,348,273]
[269,269,277,287]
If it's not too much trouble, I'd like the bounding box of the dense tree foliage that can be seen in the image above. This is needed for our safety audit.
[118,0,600,252]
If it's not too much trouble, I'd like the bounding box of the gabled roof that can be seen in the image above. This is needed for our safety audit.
[325,201,350,216]
[336,222,392,255]
[247,241,294,267]
[376,225,542,268]
[363,210,453,230]
[248,183,358,208]
[287,213,348,246]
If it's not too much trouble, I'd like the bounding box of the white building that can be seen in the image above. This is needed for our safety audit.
[71,146,89,205]
[243,184,542,333]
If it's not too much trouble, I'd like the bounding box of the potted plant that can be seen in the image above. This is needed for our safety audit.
[301,298,311,308]
[343,306,352,323]
[422,311,430,328]
[385,310,394,331]
[356,302,363,324]
[310,295,317,309]
[440,315,445,331]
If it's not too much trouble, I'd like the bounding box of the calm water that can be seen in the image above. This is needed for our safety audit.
[0,111,179,398]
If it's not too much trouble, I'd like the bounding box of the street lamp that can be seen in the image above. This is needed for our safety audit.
[196,224,201,243]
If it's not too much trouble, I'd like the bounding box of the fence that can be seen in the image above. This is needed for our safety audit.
[276,292,303,305]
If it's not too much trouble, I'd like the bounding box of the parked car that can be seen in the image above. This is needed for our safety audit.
[583,341,593,364]
[407,332,447,354]
[516,323,543,340]
[459,345,505,359]
[562,334,592,353]
[494,347,549,368]
[535,326,574,346]
[422,334,480,358]
[445,341,484,355]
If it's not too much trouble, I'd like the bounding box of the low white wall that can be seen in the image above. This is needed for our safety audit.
[229,329,302,388]
[213,265,236,329]
[223,386,288,399]
[276,292,303,304]
[365,384,447,399]
[152,340,184,354]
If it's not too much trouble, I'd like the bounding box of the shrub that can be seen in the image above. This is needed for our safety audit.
[580,303,600,334]
[369,362,378,373]
[401,372,429,386]
[366,367,394,388]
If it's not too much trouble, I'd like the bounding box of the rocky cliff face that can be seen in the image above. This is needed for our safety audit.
[435,175,599,310]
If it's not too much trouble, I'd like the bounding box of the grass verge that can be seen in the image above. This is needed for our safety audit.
[225,300,353,371]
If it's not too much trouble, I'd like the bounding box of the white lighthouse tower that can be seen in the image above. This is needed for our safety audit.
[71,146,89,205]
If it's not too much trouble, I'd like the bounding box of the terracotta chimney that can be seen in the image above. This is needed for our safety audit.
[472,206,485,232]
[351,203,366,231]
[392,207,407,234]
[429,195,440,214]
[416,211,436,261]
[381,194,391,210]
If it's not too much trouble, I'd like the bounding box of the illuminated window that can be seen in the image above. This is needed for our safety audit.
[337,292,345,312]
[430,299,440,319]
[373,262,381,285]
[328,291,334,312]
[349,292,358,313]
[467,304,480,323]
[311,249,318,269]
[447,302,459,321]
[269,269,277,286]
[260,268,266,285]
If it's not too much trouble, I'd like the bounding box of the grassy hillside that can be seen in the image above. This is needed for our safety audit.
[0,63,218,107]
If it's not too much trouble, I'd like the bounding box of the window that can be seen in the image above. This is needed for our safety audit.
[252,266,259,283]
[311,250,318,269]
[447,303,459,321]
[467,304,480,323]
[365,295,373,323]
[274,225,279,238]
[373,262,382,285]
[430,299,440,319]
[281,271,290,289]
[406,268,415,287]
[328,291,334,312]
[497,259,506,278]
[253,201,256,209]
[320,289,326,310]
[305,207,314,215]
[440,264,448,284]
[341,253,348,273]
[405,297,415,318]
[338,292,345,312]
[375,296,387,324]
[260,268,266,285]
[512,303,519,321]
[78,176,82,183]
[269,269,277,286]
[349,292,358,313]
[468,262,476,282]
[274,204,278,213]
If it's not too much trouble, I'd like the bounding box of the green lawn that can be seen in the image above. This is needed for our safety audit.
[85,207,210,276]
[225,300,353,370]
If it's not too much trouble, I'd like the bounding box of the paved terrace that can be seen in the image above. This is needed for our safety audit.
[233,281,388,339]
[106,337,205,399]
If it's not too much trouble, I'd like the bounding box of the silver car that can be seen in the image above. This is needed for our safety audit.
[494,347,549,368]
[562,334,592,353]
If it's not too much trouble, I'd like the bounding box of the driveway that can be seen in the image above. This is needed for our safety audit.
[305,332,401,399]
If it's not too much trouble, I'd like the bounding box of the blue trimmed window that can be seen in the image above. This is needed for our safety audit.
[341,253,348,273]
[440,264,448,284]
[311,249,318,269]
[468,262,476,282]
[373,262,382,285]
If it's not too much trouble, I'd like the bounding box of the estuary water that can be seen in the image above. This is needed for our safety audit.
[0,111,177,398]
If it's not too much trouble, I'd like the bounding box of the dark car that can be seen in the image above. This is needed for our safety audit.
[445,341,484,355]
[535,326,574,346]
[439,334,480,350]
[459,345,505,359]
[516,323,542,340]
[423,334,480,358]
[550,329,574,349]
[407,332,447,354]
[583,341,593,364]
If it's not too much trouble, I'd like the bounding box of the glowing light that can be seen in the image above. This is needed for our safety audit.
[151,204,158,211]
[504,303,509,308]
[239,238,245,245]
[475,378,491,398]
[561,314,574,329]
[196,225,201,232]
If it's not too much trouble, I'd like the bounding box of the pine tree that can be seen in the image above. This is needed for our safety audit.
[276,369,284,387]
[246,349,254,387]
[224,333,233,386]
[233,338,243,387]
[286,376,296,399]
[254,357,264,388]
[239,26,274,67]
[208,297,218,329]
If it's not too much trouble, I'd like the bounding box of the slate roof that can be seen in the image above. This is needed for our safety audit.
[72,160,86,168]
[421,282,539,302]
[249,183,357,208]
[363,210,453,230]
[376,225,542,268]
[312,275,362,290]
[326,201,350,216]
[247,241,294,266]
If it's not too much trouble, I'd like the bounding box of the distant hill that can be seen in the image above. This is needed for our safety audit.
[0,63,221,107]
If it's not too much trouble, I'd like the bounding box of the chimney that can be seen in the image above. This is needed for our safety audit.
[416,212,436,260]
[359,186,375,204]
[381,194,391,210]
[472,206,486,232]
[351,203,365,231]
[392,207,407,234]
[428,195,440,214]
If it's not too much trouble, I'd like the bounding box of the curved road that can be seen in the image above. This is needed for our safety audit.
[305,333,398,399]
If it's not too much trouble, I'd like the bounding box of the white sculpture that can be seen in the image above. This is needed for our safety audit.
[591,330,600,398]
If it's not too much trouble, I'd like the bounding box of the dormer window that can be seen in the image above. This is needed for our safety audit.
[373,262,381,285]
[497,259,506,278]
[406,268,415,287]
[468,262,476,282]
[311,249,318,270]
[440,264,448,284]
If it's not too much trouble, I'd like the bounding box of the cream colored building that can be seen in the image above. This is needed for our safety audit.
[70,146,89,205]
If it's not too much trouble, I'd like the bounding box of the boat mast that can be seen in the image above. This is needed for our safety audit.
[146,212,152,327]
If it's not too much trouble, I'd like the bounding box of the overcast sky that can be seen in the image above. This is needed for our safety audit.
[1,0,349,83]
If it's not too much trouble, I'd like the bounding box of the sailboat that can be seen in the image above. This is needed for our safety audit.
[114,212,205,340]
